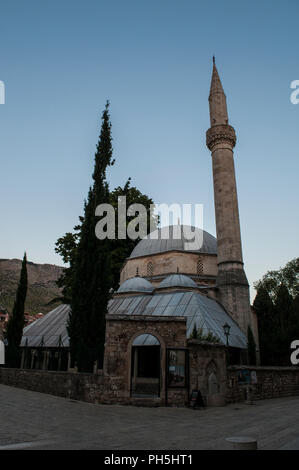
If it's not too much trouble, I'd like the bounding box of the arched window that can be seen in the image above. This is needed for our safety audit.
[197,257,203,275]
[147,261,153,277]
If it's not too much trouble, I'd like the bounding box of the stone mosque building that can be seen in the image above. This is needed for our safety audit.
[20,60,259,407]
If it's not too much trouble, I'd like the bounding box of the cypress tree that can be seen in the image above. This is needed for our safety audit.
[290,295,299,339]
[247,325,257,365]
[274,284,294,365]
[253,287,276,365]
[5,252,28,367]
[68,102,114,372]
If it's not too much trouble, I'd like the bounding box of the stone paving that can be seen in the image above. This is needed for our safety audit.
[0,384,299,450]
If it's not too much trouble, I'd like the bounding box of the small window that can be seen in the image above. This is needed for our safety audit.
[147,262,153,277]
[197,257,203,275]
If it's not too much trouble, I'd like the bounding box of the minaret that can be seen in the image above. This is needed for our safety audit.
[206,58,251,334]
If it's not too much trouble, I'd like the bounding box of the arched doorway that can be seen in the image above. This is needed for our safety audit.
[131,334,161,397]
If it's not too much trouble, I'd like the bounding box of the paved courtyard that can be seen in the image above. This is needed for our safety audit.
[0,384,299,450]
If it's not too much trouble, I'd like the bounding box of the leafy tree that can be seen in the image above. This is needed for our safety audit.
[68,102,114,372]
[290,294,299,339]
[254,257,299,300]
[275,284,293,338]
[253,286,278,365]
[55,179,158,297]
[5,253,28,367]
[109,178,158,290]
[247,325,257,365]
[55,230,80,303]
[273,284,296,365]
[254,267,299,366]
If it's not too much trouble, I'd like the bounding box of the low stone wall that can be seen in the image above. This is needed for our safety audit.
[2,365,299,407]
[0,368,105,403]
[226,366,299,403]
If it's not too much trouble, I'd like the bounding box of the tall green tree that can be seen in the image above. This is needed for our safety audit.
[5,253,28,367]
[254,258,299,366]
[247,325,257,365]
[68,102,114,372]
[274,284,295,365]
[253,286,277,365]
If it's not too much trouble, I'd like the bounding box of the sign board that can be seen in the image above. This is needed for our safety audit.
[237,369,257,385]
[167,349,188,388]
[237,369,251,384]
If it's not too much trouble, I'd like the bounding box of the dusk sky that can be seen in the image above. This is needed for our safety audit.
[0,0,298,300]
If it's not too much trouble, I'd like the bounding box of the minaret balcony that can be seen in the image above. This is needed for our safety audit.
[206,124,236,151]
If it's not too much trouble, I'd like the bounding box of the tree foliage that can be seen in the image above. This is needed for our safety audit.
[109,179,158,290]
[247,325,257,365]
[55,102,158,372]
[253,257,299,365]
[68,102,114,372]
[254,257,299,300]
[5,252,28,367]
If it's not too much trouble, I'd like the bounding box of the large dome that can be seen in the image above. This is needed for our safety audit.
[129,225,217,259]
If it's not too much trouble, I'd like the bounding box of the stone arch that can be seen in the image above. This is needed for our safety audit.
[127,329,165,352]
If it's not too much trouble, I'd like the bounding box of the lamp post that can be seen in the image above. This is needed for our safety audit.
[223,323,231,347]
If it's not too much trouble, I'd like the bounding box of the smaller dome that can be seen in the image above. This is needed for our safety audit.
[158,274,198,290]
[117,276,154,294]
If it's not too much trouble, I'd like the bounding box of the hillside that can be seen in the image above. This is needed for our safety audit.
[0,258,64,315]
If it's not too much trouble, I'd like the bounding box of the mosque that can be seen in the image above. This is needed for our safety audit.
[20,60,259,407]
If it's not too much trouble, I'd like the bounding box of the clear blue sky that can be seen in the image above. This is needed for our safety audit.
[0,0,298,300]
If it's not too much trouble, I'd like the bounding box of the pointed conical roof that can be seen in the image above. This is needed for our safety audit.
[208,57,229,126]
[209,58,225,97]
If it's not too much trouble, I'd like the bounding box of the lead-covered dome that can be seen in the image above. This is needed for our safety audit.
[158,274,198,290]
[129,225,217,259]
[117,276,154,294]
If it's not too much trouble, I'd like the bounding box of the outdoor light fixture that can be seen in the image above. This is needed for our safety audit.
[223,323,231,347]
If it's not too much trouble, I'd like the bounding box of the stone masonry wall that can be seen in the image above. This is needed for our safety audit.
[0,367,105,403]
[1,364,299,407]
[104,314,188,406]
[226,366,299,403]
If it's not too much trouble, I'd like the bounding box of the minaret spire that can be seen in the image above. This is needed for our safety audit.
[209,58,229,127]
[206,60,253,339]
